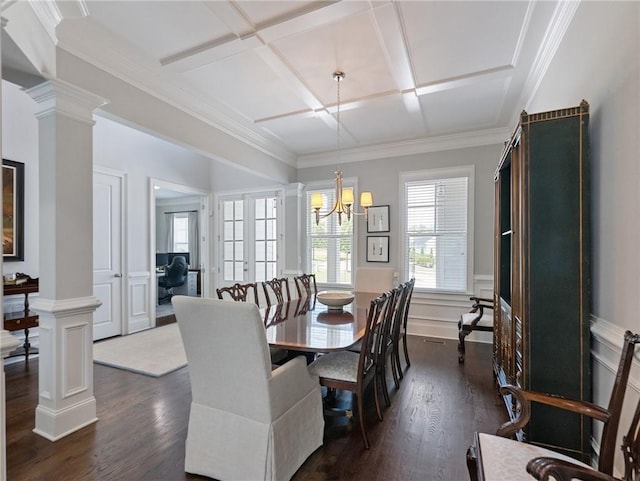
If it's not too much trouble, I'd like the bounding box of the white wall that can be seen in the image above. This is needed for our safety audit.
[527,2,640,474]
[297,143,500,341]
[298,144,499,275]
[1,81,38,278]
[93,116,212,275]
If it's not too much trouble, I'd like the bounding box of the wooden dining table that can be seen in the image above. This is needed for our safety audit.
[263,292,379,353]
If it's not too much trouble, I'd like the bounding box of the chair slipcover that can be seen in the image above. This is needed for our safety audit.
[173,296,324,481]
[461,311,493,328]
[476,433,592,480]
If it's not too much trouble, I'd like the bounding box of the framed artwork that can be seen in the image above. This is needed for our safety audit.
[3,159,24,262]
[367,205,389,232]
[367,236,389,263]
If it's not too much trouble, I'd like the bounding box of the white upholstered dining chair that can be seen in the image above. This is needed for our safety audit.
[354,267,395,292]
[172,296,324,481]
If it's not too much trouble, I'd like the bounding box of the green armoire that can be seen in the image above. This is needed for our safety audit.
[493,100,591,462]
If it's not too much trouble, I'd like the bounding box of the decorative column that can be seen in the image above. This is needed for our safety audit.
[25,80,106,441]
[283,183,304,276]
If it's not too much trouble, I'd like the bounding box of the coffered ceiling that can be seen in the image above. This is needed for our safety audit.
[4,1,577,167]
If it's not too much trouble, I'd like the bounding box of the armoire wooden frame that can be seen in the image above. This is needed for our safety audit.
[493,100,591,461]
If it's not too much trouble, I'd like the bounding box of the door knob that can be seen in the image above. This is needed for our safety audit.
[114,273,122,278]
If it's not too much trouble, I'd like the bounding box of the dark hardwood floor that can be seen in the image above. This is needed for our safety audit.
[5,334,506,481]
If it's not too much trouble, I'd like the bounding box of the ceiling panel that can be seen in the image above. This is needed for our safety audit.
[421,77,508,135]
[183,50,311,121]
[342,94,426,146]
[262,114,338,155]
[272,7,397,105]
[400,1,529,84]
[87,1,230,60]
[235,1,333,25]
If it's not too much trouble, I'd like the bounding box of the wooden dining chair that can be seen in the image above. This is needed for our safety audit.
[218,281,287,364]
[374,284,402,407]
[216,282,260,305]
[294,273,317,298]
[388,281,412,386]
[262,277,291,307]
[457,294,494,363]
[467,330,640,481]
[396,278,415,376]
[308,292,390,449]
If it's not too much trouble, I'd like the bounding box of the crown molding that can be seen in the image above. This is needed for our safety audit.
[26,0,61,43]
[514,0,581,124]
[297,127,510,169]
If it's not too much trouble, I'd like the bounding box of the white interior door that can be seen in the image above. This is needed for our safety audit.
[93,170,123,340]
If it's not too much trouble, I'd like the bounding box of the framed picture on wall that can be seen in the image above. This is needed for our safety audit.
[367,205,389,232]
[2,159,24,262]
[367,236,389,263]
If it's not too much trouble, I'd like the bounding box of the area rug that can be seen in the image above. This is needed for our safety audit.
[93,323,187,377]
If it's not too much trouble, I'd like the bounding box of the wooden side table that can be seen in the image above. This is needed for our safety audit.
[3,275,39,361]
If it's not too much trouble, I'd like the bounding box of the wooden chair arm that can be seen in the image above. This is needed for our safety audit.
[469,296,494,312]
[496,385,610,438]
[470,296,493,304]
[527,457,618,481]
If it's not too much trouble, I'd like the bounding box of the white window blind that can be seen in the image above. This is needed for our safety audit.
[306,188,353,286]
[403,171,470,292]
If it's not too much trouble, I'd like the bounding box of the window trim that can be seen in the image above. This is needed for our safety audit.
[399,165,475,294]
[304,176,359,289]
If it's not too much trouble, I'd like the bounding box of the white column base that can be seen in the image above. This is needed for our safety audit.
[31,296,101,441]
[33,397,97,441]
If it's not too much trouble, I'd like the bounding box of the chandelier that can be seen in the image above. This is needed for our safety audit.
[311,71,373,225]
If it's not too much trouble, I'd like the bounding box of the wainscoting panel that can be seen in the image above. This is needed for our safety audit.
[407,275,494,344]
[128,272,152,334]
[591,317,640,477]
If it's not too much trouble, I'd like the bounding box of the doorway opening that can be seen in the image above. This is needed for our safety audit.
[150,179,209,325]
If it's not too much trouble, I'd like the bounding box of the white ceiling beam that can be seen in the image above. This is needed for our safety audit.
[256,1,369,44]
[201,1,254,35]
[160,34,264,71]
[161,1,371,72]
[371,2,415,91]
[415,65,514,96]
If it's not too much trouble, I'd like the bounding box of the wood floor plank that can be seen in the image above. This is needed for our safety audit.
[5,334,506,480]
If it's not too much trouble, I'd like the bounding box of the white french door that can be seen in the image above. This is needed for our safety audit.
[219,192,281,285]
[93,170,124,340]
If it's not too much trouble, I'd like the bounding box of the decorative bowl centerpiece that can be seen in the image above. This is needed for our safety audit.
[316,291,355,311]
[317,311,354,324]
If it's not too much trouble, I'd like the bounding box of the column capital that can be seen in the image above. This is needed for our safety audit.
[25,80,108,124]
[285,182,304,197]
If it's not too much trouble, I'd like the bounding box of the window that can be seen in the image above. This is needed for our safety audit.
[172,214,189,252]
[306,187,353,286]
[401,166,473,292]
[219,192,281,283]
